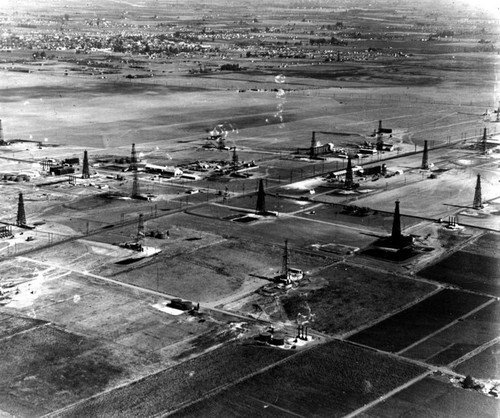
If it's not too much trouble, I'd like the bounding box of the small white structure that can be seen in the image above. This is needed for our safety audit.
[181,172,202,181]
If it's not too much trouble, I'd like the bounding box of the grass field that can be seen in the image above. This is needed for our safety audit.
[0,324,128,417]
[279,264,437,335]
[348,289,492,353]
[0,312,46,339]
[171,339,427,418]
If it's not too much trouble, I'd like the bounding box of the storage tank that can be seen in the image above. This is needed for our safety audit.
[270,333,285,346]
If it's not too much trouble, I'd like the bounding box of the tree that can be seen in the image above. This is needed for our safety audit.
[463,375,475,389]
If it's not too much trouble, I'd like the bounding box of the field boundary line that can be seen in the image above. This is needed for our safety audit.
[158,343,321,418]
[447,336,500,369]
[340,286,443,340]
[423,342,456,362]
[343,370,432,418]
[397,298,496,355]
[0,322,50,343]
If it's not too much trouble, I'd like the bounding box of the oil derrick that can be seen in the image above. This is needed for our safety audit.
[391,200,402,245]
[481,128,488,155]
[344,156,354,189]
[231,146,239,170]
[131,143,140,198]
[309,131,317,159]
[376,120,392,151]
[137,213,145,239]
[281,239,289,281]
[473,174,483,209]
[421,140,429,169]
[16,193,26,226]
[376,121,384,150]
[255,179,266,214]
[82,150,90,179]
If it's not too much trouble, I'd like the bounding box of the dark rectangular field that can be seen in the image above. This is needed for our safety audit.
[347,289,492,353]
[403,300,499,366]
[418,250,500,297]
[54,342,294,418]
[361,376,498,418]
[461,232,500,259]
[171,340,426,418]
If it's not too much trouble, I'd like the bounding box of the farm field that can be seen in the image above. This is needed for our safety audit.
[347,289,493,353]
[402,300,499,366]
[52,342,295,418]
[361,376,499,418]
[419,232,500,297]
[454,342,500,380]
[170,339,427,418]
